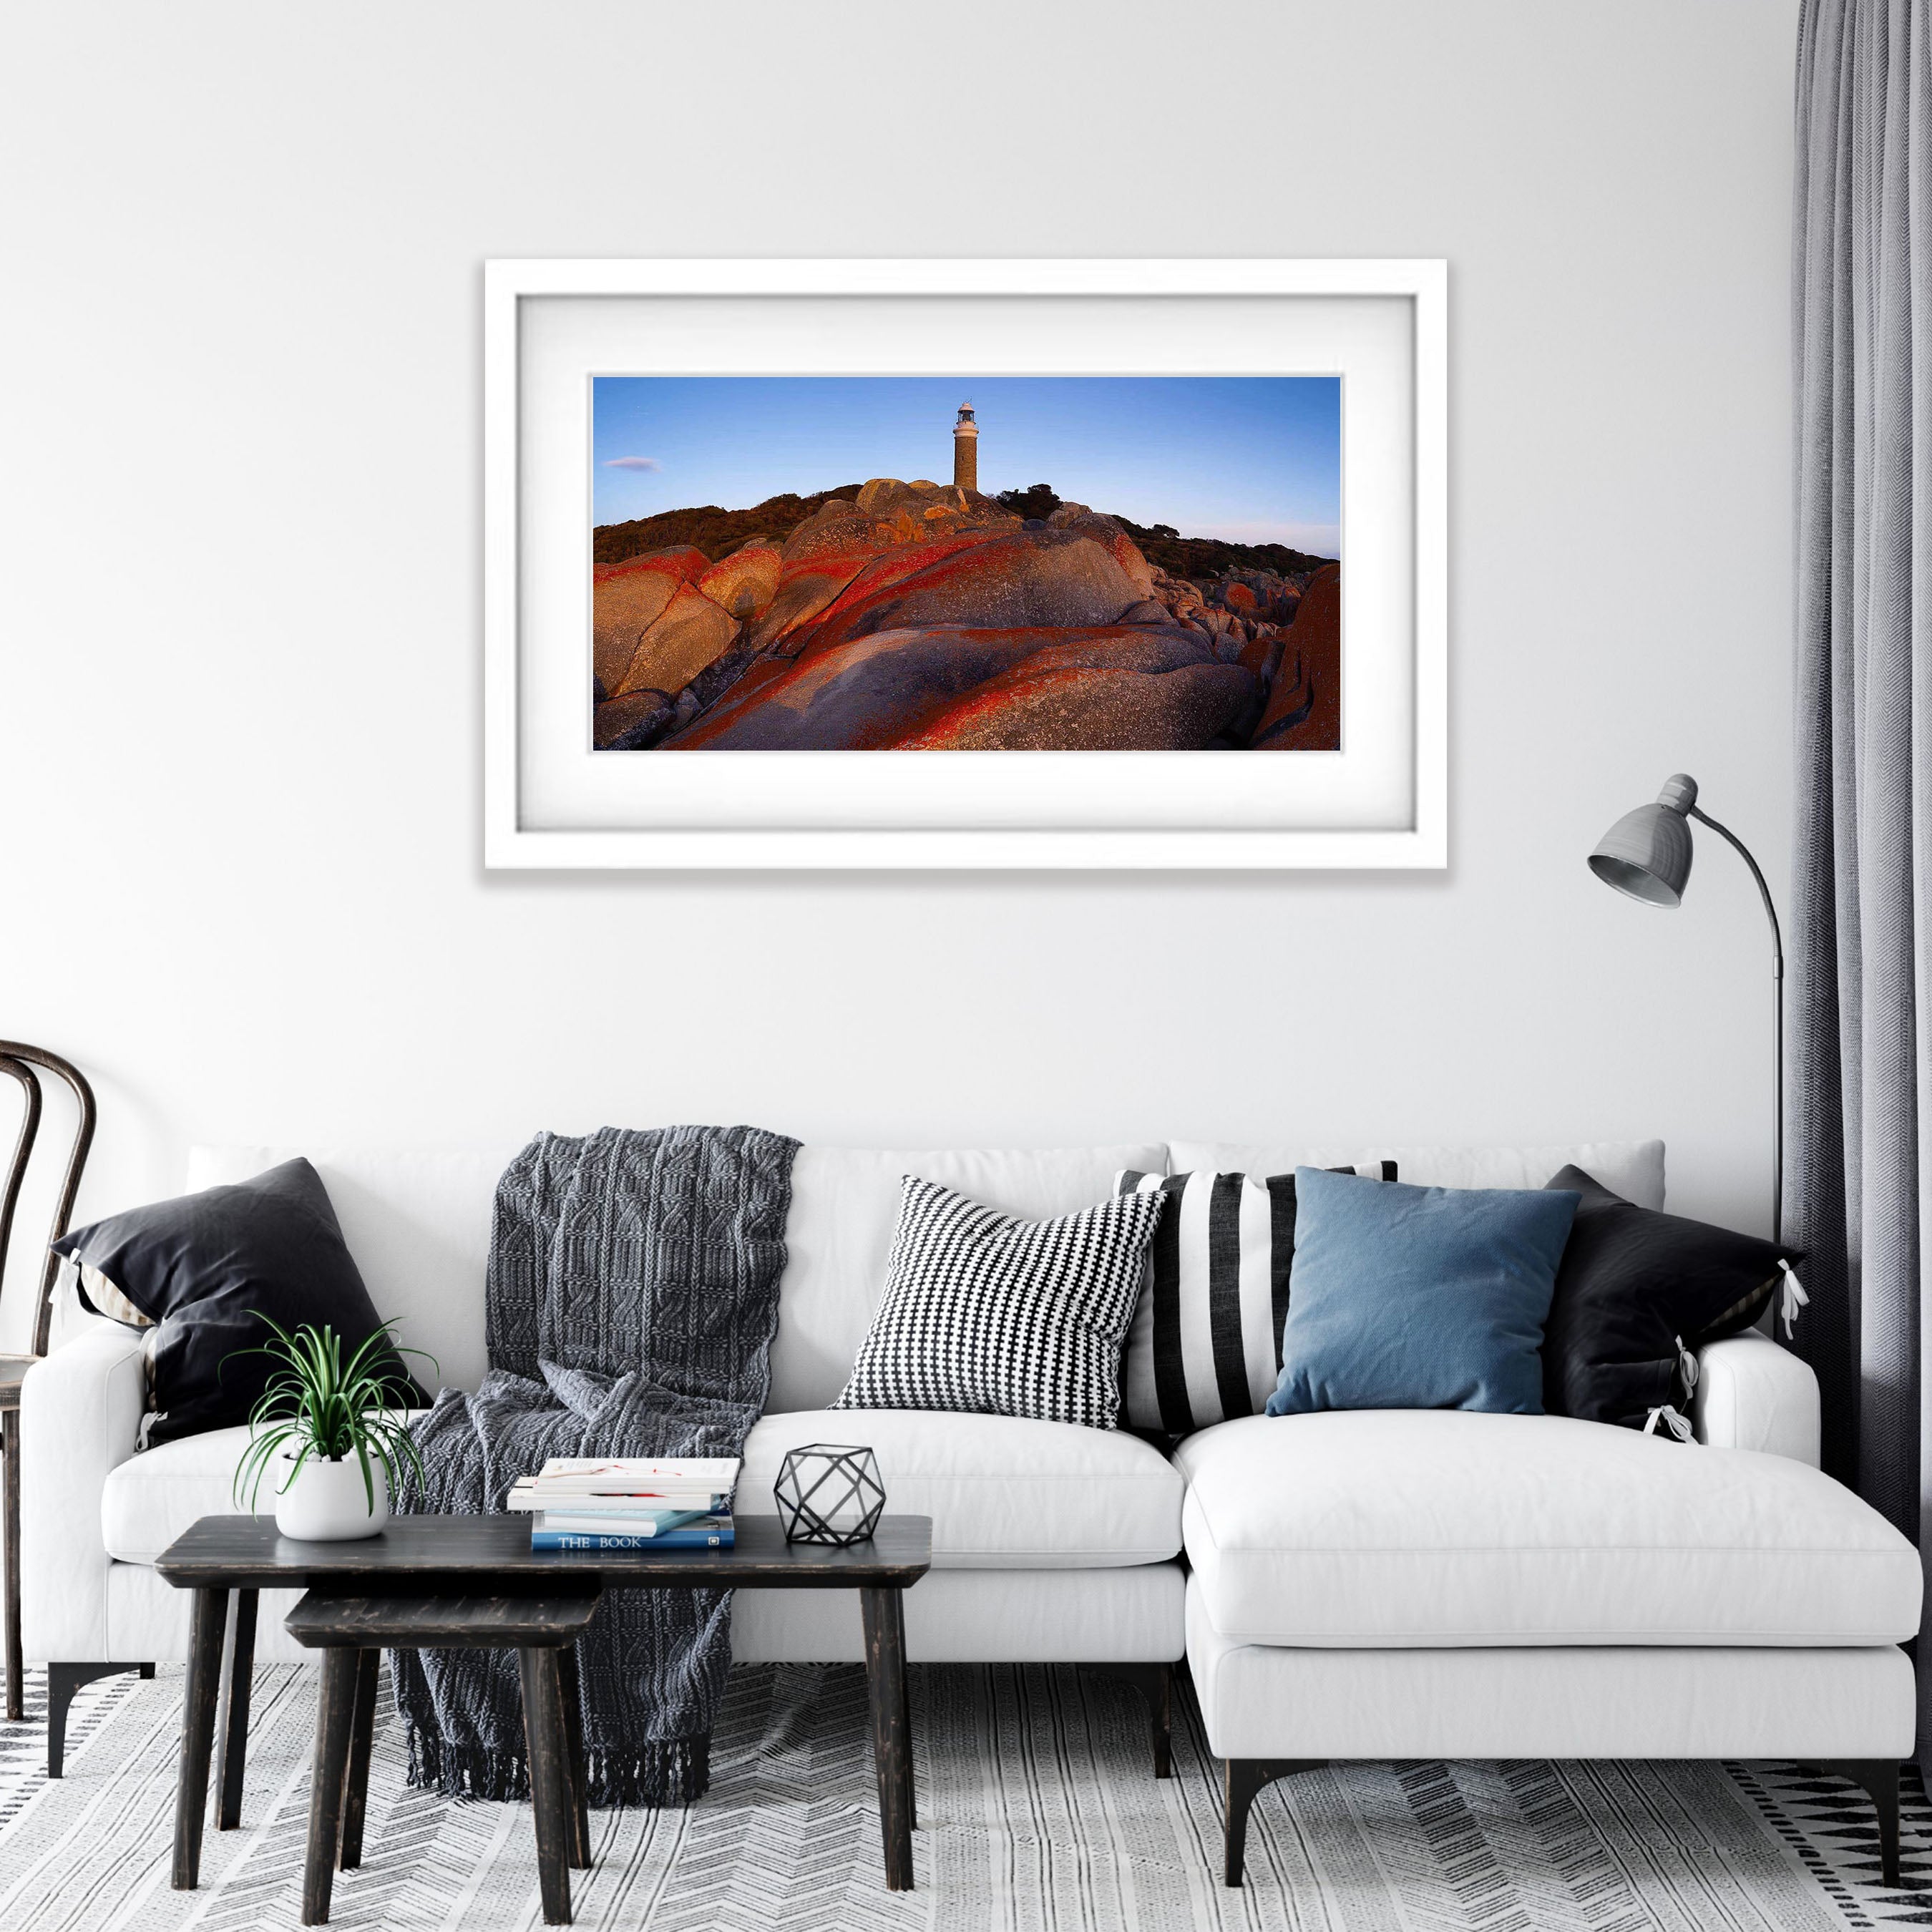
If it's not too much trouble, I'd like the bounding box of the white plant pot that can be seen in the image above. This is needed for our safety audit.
[272,1449,390,1542]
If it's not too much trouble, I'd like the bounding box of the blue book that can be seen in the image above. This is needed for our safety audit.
[531,1526,735,1551]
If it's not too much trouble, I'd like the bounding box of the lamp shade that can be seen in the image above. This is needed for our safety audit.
[1589,774,1698,907]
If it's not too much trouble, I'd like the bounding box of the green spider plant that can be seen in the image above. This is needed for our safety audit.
[229,1314,437,1515]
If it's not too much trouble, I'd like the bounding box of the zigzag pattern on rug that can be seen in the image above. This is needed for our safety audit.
[0,1662,1923,1930]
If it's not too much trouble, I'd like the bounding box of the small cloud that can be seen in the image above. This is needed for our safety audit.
[603,455,662,472]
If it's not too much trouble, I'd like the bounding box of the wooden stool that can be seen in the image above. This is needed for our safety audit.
[284,1589,598,1926]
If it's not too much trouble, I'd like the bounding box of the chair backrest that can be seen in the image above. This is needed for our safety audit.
[0,1042,96,1357]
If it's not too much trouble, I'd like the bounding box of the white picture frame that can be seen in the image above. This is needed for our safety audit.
[484,258,1447,870]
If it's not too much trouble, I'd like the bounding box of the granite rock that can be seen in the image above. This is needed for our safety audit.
[594,688,676,751]
[698,540,783,620]
[1252,562,1340,749]
[804,529,1146,648]
[612,580,741,699]
[661,622,1229,751]
[592,545,708,694]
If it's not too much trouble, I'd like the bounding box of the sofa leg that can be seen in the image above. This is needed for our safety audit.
[1816,1759,1903,1887]
[47,1662,152,1777]
[1078,1663,1174,1778]
[1224,1758,1325,1887]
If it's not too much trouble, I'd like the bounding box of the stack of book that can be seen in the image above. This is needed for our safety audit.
[509,1457,739,1551]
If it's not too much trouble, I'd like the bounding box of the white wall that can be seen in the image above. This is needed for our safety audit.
[0,0,1800,1347]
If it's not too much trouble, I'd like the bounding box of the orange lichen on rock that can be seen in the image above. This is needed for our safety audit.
[1046,506,1158,601]
[746,486,1031,655]
[662,624,1064,750]
[613,581,741,699]
[698,540,782,621]
[1236,624,1285,688]
[741,501,892,651]
[593,688,674,749]
[660,622,1242,751]
[1252,563,1340,749]
[592,476,1330,753]
[746,557,877,653]
[804,530,1144,650]
[889,661,1257,751]
[592,546,708,694]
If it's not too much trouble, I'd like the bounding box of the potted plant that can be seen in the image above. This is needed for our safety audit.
[230,1315,434,1541]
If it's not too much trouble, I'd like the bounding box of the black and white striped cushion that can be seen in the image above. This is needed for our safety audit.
[1114,1163,1396,1435]
[831,1176,1167,1428]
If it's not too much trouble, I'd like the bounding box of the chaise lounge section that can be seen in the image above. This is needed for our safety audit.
[1179,1398,1920,1881]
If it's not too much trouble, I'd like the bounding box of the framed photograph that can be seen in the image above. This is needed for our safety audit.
[484,258,1445,869]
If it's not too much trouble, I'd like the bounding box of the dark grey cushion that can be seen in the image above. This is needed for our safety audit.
[53,1157,429,1445]
[1540,1164,1798,1433]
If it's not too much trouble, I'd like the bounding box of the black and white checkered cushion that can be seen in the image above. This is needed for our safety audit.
[831,1176,1166,1428]
[1115,1162,1397,1434]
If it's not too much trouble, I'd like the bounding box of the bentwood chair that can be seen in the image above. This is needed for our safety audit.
[0,1042,97,1723]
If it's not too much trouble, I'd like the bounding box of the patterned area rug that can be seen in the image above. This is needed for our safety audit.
[0,1661,1926,1931]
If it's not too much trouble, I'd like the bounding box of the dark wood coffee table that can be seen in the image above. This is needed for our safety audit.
[155,1513,932,1896]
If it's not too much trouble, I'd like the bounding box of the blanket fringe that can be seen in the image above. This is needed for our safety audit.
[406,1717,711,1807]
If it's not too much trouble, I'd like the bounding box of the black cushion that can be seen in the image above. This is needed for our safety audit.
[52,1158,429,1445]
[1540,1163,1799,1432]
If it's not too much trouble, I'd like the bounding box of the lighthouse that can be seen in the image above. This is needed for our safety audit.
[952,401,978,494]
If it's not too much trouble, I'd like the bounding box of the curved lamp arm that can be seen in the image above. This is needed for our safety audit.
[1688,806,1785,979]
[1687,807,1784,1246]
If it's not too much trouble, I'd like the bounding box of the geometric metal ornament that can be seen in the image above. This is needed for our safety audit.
[774,1443,886,1547]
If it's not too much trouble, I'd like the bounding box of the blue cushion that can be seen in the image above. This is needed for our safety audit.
[1265,1167,1580,1417]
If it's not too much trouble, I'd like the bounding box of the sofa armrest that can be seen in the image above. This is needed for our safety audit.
[1692,1330,1820,1465]
[19,1322,147,1662]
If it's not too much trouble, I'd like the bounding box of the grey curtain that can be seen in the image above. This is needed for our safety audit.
[1790,0,1932,1746]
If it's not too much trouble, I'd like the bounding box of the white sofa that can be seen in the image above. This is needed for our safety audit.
[19,1136,1921,1885]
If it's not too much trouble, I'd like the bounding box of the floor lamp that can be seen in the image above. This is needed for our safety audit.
[1587,773,1785,1244]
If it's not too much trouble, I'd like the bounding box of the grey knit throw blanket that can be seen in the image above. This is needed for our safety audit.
[393,1124,798,1806]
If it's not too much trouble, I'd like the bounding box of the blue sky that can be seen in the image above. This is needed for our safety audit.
[591,376,1340,556]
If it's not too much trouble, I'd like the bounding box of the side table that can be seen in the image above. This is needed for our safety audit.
[285,1589,599,1926]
